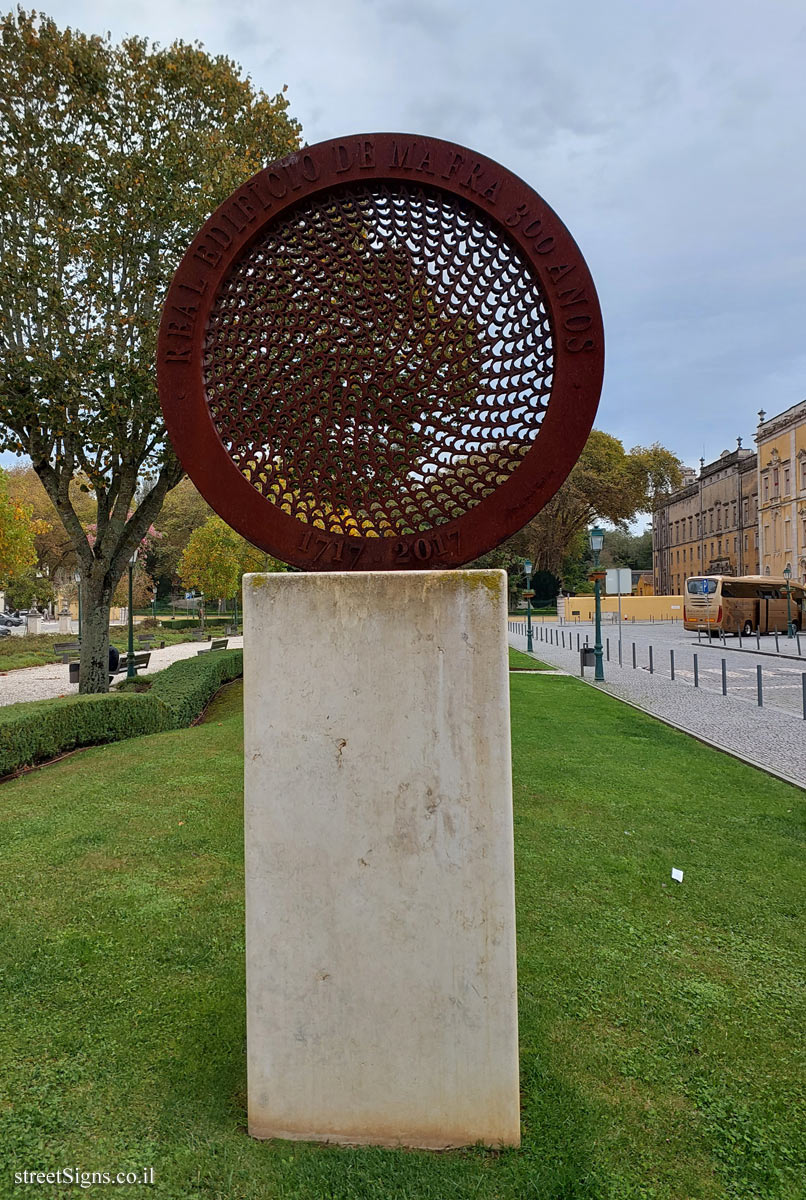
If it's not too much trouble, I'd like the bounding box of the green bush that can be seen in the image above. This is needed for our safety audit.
[148,649,243,726]
[0,650,243,778]
[158,616,232,630]
[0,693,170,778]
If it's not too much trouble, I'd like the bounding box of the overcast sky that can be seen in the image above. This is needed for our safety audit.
[8,0,806,476]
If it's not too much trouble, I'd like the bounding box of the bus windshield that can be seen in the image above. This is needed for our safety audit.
[686,578,718,595]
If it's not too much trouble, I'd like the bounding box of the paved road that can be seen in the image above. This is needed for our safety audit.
[508,619,805,789]
[0,637,244,708]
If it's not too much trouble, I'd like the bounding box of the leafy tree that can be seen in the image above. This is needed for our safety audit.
[145,476,212,596]
[508,432,681,576]
[0,10,301,690]
[3,567,54,611]
[0,467,39,587]
[5,464,95,581]
[179,516,284,606]
[600,529,653,571]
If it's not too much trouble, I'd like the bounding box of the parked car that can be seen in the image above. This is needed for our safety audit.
[1,612,23,626]
[0,624,10,637]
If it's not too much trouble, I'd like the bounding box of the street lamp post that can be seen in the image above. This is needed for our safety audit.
[127,549,138,679]
[523,558,534,653]
[589,526,605,681]
[783,563,794,638]
[74,569,82,639]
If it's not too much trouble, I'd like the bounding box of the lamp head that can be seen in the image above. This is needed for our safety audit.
[783,562,791,580]
[523,558,533,577]
[589,526,605,554]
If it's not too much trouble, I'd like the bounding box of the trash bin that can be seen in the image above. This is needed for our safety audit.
[580,647,595,675]
[68,661,80,685]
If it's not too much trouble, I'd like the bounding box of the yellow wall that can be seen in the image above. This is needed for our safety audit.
[558,594,685,622]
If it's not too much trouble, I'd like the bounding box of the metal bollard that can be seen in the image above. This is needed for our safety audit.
[649,645,654,674]
[632,642,636,669]
[757,665,763,707]
[756,627,760,649]
[577,633,580,650]
[606,637,610,662]
[561,631,565,647]
[737,624,742,647]
[721,630,726,646]
[721,659,727,695]
[670,649,675,680]
[797,633,802,656]
[774,630,779,652]
[618,640,623,667]
[693,653,698,687]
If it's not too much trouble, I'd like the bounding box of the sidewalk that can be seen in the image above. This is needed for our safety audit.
[509,626,806,789]
[0,637,244,708]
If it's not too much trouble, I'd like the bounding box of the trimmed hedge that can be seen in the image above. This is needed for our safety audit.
[0,650,243,778]
[158,616,232,630]
[144,649,243,727]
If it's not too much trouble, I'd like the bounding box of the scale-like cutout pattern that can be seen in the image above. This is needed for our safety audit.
[204,182,553,538]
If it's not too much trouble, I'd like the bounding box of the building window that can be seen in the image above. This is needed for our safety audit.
[764,477,769,501]
[784,468,790,495]
[744,534,748,551]
[801,460,806,490]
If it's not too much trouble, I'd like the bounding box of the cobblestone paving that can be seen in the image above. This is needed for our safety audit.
[0,637,244,708]
[509,619,805,788]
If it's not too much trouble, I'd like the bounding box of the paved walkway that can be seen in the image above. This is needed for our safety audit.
[0,637,244,708]
[508,623,805,789]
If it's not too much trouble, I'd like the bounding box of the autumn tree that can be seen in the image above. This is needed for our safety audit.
[508,433,681,576]
[145,476,212,596]
[179,516,284,605]
[0,467,39,587]
[0,10,300,690]
[5,464,95,581]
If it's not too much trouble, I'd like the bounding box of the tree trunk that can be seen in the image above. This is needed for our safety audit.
[78,570,114,694]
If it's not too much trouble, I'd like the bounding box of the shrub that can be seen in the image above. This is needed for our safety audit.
[145,649,243,726]
[158,616,232,630]
[0,650,243,778]
[0,693,170,778]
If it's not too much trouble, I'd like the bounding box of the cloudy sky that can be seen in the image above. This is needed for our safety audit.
[13,0,806,474]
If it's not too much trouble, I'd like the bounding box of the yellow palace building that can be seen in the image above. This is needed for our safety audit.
[755,400,806,583]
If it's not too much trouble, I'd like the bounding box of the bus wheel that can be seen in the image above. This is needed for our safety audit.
[742,621,753,636]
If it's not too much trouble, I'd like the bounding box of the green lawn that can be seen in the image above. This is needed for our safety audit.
[0,676,802,1199]
[508,647,553,671]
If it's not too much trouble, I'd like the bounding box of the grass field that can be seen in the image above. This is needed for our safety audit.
[508,647,553,671]
[0,674,802,1199]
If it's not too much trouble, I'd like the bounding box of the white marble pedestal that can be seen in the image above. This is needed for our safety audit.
[243,570,519,1149]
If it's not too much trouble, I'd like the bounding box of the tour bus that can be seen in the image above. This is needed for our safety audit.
[683,575,805,635]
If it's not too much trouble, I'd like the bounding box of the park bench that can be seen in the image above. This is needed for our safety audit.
[136,634,165,649]
[196,638,229,655]
[68,650,152,685]
[54,640,81,663]
[114,651,152,677]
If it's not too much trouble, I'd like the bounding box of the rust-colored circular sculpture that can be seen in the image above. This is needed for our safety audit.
[158,134,603,570]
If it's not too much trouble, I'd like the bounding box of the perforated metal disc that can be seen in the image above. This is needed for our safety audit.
[158,134,604,570]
